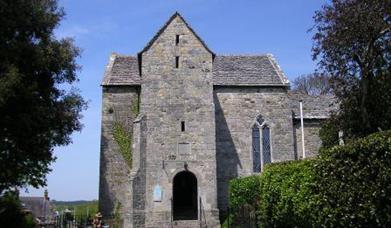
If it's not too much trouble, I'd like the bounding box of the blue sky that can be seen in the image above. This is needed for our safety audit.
[22,0,327,200]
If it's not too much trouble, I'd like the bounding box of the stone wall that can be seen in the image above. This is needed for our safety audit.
[214,86,294,212]
[293,119,324,159]
[139,16,219,227]
[99,86,139,219]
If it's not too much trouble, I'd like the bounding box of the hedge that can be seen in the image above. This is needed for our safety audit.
[228,160,318,227]
[258,160,318,227]
[228,130,391,227]
[228,175,261,226]
[315,130,391,227]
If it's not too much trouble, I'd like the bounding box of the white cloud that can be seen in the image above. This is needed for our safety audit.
[55,25,90,39]
[55,21,118,40]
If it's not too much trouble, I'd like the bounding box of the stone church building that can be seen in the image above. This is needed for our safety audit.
[99,13,335,227]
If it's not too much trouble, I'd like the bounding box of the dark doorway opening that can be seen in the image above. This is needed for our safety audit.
[173,171,198,220]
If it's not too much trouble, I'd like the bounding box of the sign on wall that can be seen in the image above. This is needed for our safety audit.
[153,185,162,202]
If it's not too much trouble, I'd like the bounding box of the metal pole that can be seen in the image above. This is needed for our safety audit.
[300,100,306,159]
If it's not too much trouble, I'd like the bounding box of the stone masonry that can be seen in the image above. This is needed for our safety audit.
[99,12,337,228]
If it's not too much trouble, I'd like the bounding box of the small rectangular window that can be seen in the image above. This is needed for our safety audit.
[175,56,179,68]
[181,121,185,132]
[176,35,180,45]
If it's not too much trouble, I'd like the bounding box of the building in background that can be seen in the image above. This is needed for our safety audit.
[20,190,55,227]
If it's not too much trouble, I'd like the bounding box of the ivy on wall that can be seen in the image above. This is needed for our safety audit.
[113,201,122,228]
[111,95,140,169]
[131,95,140,117]
[113,121,132,168]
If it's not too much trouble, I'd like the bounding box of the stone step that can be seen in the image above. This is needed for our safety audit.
[172,219,205,228]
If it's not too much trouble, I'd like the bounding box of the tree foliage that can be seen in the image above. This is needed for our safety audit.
[292,73,332,96]
[0,0,86,193]
[312,0,391,140]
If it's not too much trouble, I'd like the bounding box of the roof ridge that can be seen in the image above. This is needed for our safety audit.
[112,53,137,58]
[138,12,214,56]
[216,53,271,57]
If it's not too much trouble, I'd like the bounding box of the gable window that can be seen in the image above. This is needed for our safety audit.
[176,35,180,45]
[252,115,272,173]
[175,56,179,68]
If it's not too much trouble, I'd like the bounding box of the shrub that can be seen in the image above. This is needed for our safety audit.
[315,130,391,227]
[228,131,391,227]
[258,160,318,227]
[228,175,261,226]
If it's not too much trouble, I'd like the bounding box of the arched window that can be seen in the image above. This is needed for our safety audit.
[262,125,271,164]
[252,116,272,172]
[252,125,261,172]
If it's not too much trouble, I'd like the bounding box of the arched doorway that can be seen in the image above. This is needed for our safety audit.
[173,171,198,220]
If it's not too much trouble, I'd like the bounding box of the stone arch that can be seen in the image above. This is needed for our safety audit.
[167,163,202,182]
[172,170,198,220]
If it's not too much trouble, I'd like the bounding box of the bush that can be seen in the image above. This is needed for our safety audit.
[228,160,318,227]
[315,130,391,227]
[229,175,261,212]
[228,175,261,227]
[258,160,318,227]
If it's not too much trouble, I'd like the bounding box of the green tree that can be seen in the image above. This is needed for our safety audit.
[0,0,86,193]
[312,0,391,140]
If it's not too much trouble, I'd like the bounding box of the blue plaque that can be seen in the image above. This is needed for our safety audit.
[153,185,162,202]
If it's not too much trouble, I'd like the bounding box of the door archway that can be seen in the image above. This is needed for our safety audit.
[172,171,198,220]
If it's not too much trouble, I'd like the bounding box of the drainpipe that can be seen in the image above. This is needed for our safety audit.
[299,100,306,159]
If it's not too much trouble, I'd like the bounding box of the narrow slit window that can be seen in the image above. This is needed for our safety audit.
[181,121,185,132]
[176,35,180,45]
[175,56,179,68]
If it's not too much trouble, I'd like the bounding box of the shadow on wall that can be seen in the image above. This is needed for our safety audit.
[214,92,242,220]
[132,117,147,225]
[99,135,115,216]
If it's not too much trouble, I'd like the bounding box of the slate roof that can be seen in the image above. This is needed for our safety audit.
[212,55,289,86]
[102,12,291,87]
[289,92,338,119]
[20,197,54,220]
[102,54,289,86]
[101,54,141,86]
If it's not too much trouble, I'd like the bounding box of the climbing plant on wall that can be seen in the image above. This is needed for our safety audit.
[112,96,140,169]
[113,121,132,168]
[113,201,122,228]
[131,94,140,117]
[112,95,140,169]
